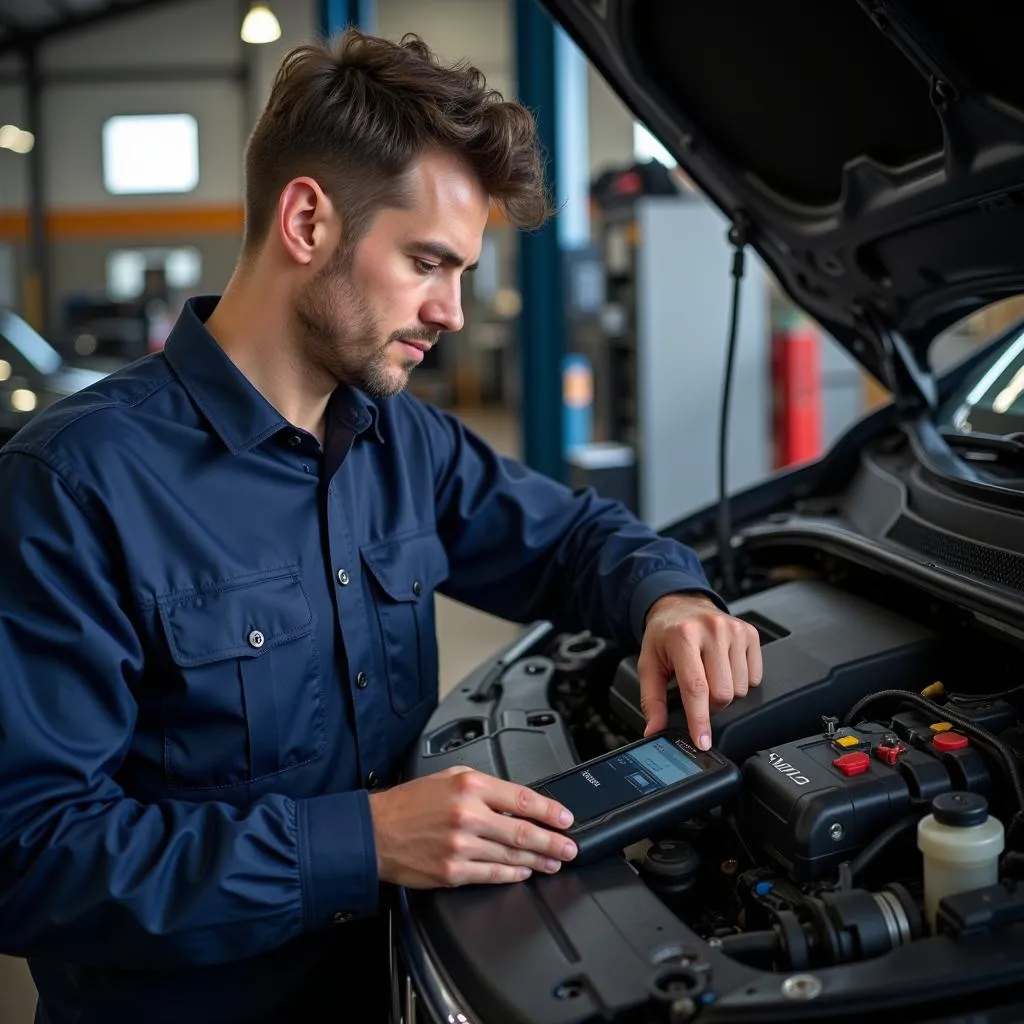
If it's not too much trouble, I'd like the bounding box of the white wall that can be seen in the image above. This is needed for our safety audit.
[587,63,635,177]
[0,74,27,209]
[0,0,319,213]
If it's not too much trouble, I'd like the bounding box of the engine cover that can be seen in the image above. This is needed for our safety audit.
[608,580,939,764]
[742,714,990,881]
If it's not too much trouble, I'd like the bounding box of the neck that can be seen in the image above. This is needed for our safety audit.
[204,262,333,441]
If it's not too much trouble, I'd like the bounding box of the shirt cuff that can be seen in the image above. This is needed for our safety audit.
[296,790,379,929]
[629,569,728,646]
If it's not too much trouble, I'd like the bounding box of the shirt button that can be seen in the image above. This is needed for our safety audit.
[366,770,380,789]
[355,671,368,689]
[333,911,353,925]
[337,568,350,586]
[247,629,265,649]
[287,433,302,447]
[412,580,422,597]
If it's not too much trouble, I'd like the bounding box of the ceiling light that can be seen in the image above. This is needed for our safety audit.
[10,388,37,413]
[993,364,1024,414]
[0,124,34,154]
[241,3,281,45]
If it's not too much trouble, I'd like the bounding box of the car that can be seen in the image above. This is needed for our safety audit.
[0,309,114,446]
[389,2,1024,1022]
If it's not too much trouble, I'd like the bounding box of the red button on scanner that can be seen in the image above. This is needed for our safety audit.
[833,751,871,776]
[932,731,969,753]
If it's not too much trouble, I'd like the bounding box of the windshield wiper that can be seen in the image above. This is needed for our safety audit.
[939,427,1024,463]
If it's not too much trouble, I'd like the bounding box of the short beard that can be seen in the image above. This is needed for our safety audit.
[294,245,399,400]
[295,244,441,401]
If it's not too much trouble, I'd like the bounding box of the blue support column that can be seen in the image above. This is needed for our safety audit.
[320,0,375,36]
[513,0,589,482]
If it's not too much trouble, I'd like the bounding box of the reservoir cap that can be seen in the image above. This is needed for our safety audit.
[932,791,988,828]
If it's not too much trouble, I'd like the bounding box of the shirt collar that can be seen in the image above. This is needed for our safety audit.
[163,296,383,455]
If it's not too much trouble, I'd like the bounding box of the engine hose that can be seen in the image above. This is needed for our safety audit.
[716,929,781,960]
[844,689,1024,827]
[848,811,925,884]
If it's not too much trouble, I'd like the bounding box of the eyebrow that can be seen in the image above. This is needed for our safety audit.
[413,241,479,273]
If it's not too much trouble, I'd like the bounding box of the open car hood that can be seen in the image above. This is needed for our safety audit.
[540,0,1024,406]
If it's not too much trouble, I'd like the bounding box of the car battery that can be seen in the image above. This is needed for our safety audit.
[741,717,988,881]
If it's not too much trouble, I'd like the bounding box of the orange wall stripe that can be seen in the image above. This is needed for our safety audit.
[0,203,510,242]
[0,204,245,241]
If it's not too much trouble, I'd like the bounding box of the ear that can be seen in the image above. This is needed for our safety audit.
[276,177,338,266]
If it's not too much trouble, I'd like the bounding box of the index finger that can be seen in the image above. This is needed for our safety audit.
[484,776,574,830]
[670,640,712,750]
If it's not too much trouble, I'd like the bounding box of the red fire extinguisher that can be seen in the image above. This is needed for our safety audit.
[771,309,822,469]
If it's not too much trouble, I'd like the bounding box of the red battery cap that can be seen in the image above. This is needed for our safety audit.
[833,751,871,776]
[932,731,969,752]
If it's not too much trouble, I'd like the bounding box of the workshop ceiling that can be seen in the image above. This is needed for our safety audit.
[0,0,182,54]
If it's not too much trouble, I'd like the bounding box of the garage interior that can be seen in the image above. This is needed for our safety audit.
[1,1,1023,1019]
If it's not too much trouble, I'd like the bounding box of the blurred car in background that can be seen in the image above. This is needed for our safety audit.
[0,309,117,447]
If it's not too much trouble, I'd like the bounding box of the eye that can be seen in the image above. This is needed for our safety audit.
[413,258,440,275]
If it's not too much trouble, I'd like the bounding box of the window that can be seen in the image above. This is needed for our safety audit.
[632,121,676,168]
[106,247,202,301]
[102,114,199,195]
[941,328,1024,436]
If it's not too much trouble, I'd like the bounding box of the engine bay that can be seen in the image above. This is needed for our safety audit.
[399,548,1024,1022]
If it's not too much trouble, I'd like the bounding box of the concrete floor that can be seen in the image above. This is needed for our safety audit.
[0,405,521,1023]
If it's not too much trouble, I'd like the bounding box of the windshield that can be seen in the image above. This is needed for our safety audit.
[940,328,1024,436]
[0,309,63,378]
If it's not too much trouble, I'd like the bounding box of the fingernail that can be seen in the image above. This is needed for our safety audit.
[544,858,560,873]
[699,734,711,750]
[518,867,532,880]
[558,809,573,827]
[563,841,577,859]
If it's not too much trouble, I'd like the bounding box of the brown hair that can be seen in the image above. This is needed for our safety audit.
[242,29,554,257]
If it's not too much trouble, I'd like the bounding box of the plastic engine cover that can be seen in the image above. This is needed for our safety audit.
[608,580,939,764]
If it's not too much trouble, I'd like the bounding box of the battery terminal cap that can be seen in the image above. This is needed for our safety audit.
[932,731,969,753]
[832,751,871,776]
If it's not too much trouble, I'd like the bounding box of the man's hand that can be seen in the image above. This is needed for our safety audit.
[638,592,762,749]
[367,766,578,888]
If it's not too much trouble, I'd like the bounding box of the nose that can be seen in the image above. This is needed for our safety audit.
[421,278,464,334]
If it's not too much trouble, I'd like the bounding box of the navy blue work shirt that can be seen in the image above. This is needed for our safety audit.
[0,296,720,1023]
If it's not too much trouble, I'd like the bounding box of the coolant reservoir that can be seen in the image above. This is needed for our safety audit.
[917,791,1005,932]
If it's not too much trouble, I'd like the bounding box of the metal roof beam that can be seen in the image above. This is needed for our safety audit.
[0,0,187,56]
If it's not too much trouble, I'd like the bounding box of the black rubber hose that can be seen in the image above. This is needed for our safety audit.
[716,929,781,960]
[848,811,925,884]
[844,689,1024,821]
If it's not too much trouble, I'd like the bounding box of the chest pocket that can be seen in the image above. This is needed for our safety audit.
[157,568,325,791]
[361,531,449,717]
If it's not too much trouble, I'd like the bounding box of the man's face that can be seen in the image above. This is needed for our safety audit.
[294,149,489,399]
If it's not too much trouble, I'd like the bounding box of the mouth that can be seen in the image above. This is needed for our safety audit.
[392,337,434,365]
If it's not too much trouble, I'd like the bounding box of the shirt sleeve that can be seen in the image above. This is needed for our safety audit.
[417,403,725,649]
[0,449,377,970]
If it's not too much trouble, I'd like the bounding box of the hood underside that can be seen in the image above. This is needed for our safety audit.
[541,0,1024,399]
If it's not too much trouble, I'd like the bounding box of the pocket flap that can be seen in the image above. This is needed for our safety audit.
[360,531,449,602]
[157,569,314,668]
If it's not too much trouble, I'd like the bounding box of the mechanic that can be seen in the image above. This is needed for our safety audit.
[0,29,762,1024]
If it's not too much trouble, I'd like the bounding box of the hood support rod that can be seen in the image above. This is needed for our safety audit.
[716,213,750,598]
